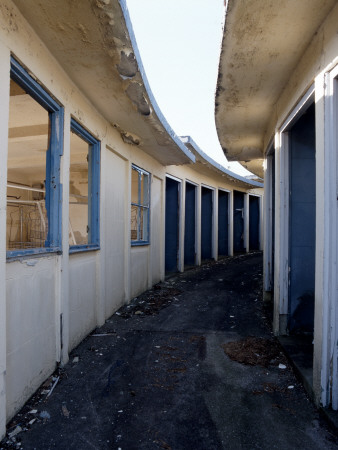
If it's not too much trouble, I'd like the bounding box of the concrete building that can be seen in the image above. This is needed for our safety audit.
[215,0,338,411]
[0,0,263,439]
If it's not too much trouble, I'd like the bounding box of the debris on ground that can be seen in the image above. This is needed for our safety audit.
[116,285,182,318]
[7,426,22,439]
[1,367,66,449]
[2,253,337,449]
[61,403,70,418]
[39,411,50,421]
[46,376,60,397]
[221,336,287,367]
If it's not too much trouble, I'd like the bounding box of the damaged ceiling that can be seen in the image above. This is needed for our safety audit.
[215,0,337,178]
[12,0,195,166]
[180,136,263,190]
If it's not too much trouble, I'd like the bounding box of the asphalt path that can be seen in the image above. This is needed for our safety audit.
[2,253,338,450]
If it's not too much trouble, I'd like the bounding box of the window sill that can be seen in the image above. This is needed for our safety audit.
[69,244,100,254]
[131,241,150,247]
[6,247,61,262]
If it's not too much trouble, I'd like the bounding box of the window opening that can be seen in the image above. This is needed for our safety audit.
[69,119,100,251]
[131,165,150,244]
[7,58,63,257]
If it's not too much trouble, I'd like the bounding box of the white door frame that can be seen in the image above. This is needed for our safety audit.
[314,64,338,409]
[263,148,274,295]
[273,86,315,335]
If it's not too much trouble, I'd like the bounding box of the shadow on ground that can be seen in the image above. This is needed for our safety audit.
[2,253,338,450]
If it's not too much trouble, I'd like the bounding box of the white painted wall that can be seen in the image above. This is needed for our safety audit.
[68,253,97,350]
[104,149,128,317]
[263,157,273,295]
[244,194,249,253]
[151,176,164,284]
[6,258,58,419]
[130,247,149,299]
[0,43,10,440]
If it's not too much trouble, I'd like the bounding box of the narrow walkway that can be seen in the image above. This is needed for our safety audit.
[2,254,338,450]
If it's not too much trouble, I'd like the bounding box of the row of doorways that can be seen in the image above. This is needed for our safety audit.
[165,178,260,273]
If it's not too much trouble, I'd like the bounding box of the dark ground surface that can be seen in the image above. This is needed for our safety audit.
[2,253,338,450]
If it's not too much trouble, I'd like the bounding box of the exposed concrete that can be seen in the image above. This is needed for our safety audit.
[126,82,151,116]
[3,254,337,449]
[116,51,138,79]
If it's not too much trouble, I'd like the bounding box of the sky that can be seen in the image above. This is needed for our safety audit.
[126,0,250,176]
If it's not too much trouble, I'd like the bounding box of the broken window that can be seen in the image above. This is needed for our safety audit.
[69,119,100,251]
[7,58,63,257]
[131,165,150,244]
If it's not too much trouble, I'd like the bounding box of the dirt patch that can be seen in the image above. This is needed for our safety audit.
[221,336,287,368]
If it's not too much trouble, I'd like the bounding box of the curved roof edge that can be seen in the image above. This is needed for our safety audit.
[215,0,336,178]
[119,0,195,165]
[180,136,263,189]
[12,0,194,167]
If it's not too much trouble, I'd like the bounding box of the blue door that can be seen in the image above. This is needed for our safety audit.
[201,187,213,260]
[249,196,260,250]
[218,190,229,256]
[233,191,245,253]
[165,177,180,272]
[288,103,315,334]
[184,182,196,266]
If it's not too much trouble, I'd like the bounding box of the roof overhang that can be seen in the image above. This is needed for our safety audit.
[215,0,336,178]
[12,0,195,166]
[181,136,263,190]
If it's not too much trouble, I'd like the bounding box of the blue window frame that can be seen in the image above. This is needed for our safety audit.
[131,164,150,245]
[7,57,63,258]
[69,119,100,253]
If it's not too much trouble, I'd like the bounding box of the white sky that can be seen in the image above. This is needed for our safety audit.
[126,0,250,176]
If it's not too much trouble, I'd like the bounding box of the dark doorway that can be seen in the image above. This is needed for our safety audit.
[288,102,316,334]
[165,177,180,273]
[218,190,229,256]
[184,182,196,267]
[271,152,275,289]
[233,191,245,253]
[249,196,260,250]
[201,186,213,260]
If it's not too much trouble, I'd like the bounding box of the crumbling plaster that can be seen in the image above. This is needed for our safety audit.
[12,0,194,166]
[215,0,336,177]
